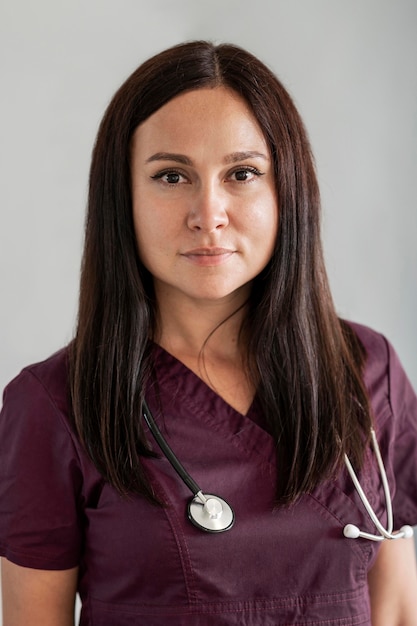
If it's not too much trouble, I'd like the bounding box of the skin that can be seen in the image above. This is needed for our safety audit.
[368,538,417,624]
[130,86,278,414]
[1,559,78,625]
[131,87,278,310]
[2,86,417,625]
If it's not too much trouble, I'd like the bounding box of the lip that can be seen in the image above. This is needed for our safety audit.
[181,247,235,267]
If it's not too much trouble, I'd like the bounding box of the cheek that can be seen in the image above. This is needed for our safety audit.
[132,202,157,268]
[132,207,146,252]
[132,200,180,271]
[250,197,279,248]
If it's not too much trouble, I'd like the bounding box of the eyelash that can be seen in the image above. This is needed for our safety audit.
[150,169,189,185]
[228,166,265,183]
[150,166,265,186]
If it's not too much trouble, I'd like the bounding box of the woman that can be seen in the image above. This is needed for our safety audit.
[1,41,417,625]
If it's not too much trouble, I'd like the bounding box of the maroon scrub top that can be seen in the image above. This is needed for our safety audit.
[1,323,417,625]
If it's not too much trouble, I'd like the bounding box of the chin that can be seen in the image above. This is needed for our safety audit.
[182,282,251,304]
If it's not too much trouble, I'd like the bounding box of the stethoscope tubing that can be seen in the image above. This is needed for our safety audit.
[343,428,413,541]
[142,400,202,498]
[344,429,393,538]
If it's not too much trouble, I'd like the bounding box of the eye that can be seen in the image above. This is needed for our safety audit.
[150,169,189,185]
[227,166,264,183]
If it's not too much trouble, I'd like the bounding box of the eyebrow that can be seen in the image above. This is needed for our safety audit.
[146,152,193,165]
[145,151,269,165]
[224,151,269,164]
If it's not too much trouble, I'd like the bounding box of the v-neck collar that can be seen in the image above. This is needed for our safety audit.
[149,343,273,448]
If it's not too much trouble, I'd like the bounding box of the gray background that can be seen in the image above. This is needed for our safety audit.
[0,0,416,620]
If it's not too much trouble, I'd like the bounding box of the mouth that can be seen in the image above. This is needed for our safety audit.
[183,247,234,256]
[181,247,235,266]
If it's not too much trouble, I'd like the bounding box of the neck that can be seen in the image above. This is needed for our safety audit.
[155,293,247,362]
[152,286,255,415]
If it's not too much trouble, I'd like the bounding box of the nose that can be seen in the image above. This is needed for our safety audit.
[186,185,229,232]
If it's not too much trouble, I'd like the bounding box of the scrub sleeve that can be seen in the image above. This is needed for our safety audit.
[0,351,86,570]
[350,323,417,530]
[383,336,417,526]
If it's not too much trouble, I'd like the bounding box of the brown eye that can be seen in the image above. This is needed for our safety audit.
[165,172,181,184]
[151,169,188,185]
[235,170,250,181]
[228,167,264,183]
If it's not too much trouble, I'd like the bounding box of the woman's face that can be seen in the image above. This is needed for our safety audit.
[131,86,278,308]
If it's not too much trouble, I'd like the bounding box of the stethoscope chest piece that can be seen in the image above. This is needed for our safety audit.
[188,493,235,533]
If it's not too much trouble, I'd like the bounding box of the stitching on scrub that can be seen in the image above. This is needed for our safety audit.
[380,334,393,419]
[141,461,199,604]
[0,542,78,570]
[88,587,370,624]
[305,493,371,572]
[311,406,392,545]
[163,376,276,471]
[382,334,417,527]
[26,365,107,512]
[153,346,276,468]
[25,367,85,470]
[91,586,367,609]
[361,416,392,521]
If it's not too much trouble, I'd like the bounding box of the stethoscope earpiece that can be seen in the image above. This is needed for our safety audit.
[343,524,361,539]
[344,523,414,542]
[400,525,415,539]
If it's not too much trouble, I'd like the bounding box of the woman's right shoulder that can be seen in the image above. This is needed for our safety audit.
[4,346,69,398]
[2,347,70,415]
[0,346,78,455]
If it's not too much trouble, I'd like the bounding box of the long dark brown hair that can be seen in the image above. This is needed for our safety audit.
[70,41,372,504]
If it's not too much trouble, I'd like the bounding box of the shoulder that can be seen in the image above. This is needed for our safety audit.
[3,347,69,411]
[7,346,69,394]
[1,346,76,453]
[349,322,411,396]
[349,323,417,430]
[347,320,388,365]
[347,321,390,407]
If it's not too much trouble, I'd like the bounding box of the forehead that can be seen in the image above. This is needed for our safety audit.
[131,86,268,157]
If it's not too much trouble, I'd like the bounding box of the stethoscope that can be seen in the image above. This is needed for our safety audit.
[143,400,234,532]
[343,428,413,541]
[143,402,413,540]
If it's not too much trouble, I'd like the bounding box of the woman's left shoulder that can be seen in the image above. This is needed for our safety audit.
[347,320,389,364]
[347,320,417,426]
[348,320,408,383]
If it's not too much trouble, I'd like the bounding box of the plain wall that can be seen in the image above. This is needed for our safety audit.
[1,1,416,622]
